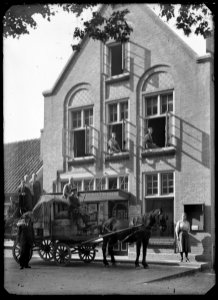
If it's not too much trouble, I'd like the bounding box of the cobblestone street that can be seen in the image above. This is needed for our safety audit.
[4,250,216,295]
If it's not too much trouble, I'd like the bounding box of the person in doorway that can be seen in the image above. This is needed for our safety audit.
[175,212,191,262]
[144,127,158,149]
[17,212,35,269]
[108,132,121,154]
[30,173,42,208]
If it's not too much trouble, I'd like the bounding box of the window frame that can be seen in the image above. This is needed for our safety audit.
[142,90,174,149]
[145,172,174,198]
[106,99,130,153]
[68,106,94,158]
[104,41,130,79]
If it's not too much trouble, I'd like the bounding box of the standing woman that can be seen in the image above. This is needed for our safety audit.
[175,212,191,262]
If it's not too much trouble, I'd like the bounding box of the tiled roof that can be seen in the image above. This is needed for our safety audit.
[4,138,43,194]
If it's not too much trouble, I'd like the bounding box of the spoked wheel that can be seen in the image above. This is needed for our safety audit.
[54,243,71,266]
[38,239,55,261]
[78,245,96,263]
[12,241,33,264]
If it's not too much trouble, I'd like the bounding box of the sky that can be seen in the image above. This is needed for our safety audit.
[3,4,209,144]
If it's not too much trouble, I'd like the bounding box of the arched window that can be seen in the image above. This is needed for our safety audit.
[63,86,94,159]
[141,71,174,149]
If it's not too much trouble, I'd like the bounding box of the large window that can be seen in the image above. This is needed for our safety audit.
[143,92,173,148]
[145,172,174,237]
[107,100,129,152]
[70,107,94,158]
[146,174,158,195]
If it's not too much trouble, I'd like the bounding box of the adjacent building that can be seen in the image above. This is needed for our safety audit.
[41,4,214,263]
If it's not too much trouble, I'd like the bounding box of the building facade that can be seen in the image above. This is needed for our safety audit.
[41,4,214,263]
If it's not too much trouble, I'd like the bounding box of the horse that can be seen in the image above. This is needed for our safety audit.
[101,208,168,268]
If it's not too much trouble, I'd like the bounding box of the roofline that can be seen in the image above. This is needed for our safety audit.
[143,4,199,59]
[4,137,41,145]
[42,4,107,97]
[42,3,201,97]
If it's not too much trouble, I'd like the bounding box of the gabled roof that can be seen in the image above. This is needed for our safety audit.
[42,4,199,97]
[4,138,43,194]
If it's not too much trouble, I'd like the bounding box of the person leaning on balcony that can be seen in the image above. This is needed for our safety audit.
[108,132,121,154]
[175,212,191,262]
[144,127,158,149]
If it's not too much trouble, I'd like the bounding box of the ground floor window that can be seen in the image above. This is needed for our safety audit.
[145,197,174,237]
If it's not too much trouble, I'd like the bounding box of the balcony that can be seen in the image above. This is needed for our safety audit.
[141,146,176,159]
[105,151,130,162]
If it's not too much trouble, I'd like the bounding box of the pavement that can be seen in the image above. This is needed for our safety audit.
[4,238,212,285]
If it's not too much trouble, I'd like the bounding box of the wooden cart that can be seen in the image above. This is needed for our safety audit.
[12,193,102,266]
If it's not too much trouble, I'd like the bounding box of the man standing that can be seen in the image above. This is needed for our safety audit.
[30,173,42,208]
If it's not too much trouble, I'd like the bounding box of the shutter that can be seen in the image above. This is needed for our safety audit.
[122,42,130,73]
[71,130,75,158]
[143,118,148,149]
[104,44,110,76]
[122,119,125,151]
[85,125,93,155]
[165,111,172,147]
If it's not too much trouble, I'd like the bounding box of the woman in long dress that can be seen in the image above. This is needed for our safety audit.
[175,212,191,262]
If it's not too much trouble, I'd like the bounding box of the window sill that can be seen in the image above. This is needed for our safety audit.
[105,152,130,162]
[68,156,95,166]
[141,146,176,158]
[105,72,130,84]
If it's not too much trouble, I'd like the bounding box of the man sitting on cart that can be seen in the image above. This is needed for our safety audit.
[63,177,89,227]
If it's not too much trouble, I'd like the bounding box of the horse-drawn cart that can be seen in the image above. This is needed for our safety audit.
[12,193,103,266]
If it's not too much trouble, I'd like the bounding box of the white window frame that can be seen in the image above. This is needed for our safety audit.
[144,172,174,198]
[142,90,175,148]
[106,99,130,152]
[69,106,94,158]
[119,176,129,192]
[104,41,130,78]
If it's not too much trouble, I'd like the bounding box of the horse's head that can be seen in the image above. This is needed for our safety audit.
[143,208,168,232]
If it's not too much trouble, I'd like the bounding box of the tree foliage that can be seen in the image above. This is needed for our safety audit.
[3,3,214,45]
[159,3,214,38]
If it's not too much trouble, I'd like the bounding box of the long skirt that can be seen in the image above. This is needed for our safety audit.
[19,242,32,267]
[177,231,191,253]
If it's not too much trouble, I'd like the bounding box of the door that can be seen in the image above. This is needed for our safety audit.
[108,201,128,255]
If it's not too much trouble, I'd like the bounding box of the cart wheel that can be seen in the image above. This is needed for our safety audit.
[12,241,33,264]
[54,243,71,266]
[38,239,54,261]
[78,245,96,263]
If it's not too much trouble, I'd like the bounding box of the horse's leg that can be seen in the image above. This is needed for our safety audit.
[141,237,149,268]
[135,240,141,268]
[102,238,109,267]
[108,237,116,265]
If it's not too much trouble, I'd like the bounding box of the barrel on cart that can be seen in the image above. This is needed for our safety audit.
[12,193,102,266]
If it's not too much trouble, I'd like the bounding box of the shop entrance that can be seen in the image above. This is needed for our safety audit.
[108,201,128,255]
